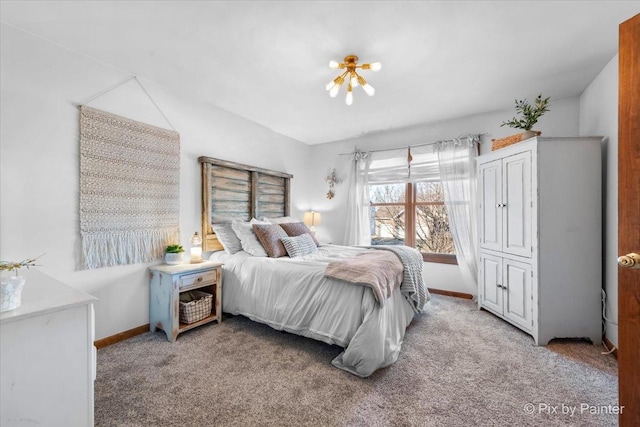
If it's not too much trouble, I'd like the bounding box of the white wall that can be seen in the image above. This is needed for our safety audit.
[0,24,312,340]
[306,97,581,295]
[0,19,602,338]
[579,55,618,347]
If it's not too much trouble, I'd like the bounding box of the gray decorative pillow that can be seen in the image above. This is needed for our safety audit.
[252,224,288,258]
[211,223,242,254]
[231,220,268,257]
[281,234,318,258]
[280,222,320,246]
[263,216,298,224]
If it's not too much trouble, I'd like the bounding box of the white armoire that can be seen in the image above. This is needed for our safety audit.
[477,136,602,345]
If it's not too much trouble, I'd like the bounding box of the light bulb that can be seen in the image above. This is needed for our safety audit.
[346,92,353,106]
[326,80,336,91]
[369,62,382,71]
[362,83,375,96]
[329,60,340,69]
[350,73,359,87]
[327,74,346,97]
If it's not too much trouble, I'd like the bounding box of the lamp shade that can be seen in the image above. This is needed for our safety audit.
[303,211,321,227]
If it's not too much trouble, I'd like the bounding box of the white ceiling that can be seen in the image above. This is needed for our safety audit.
[1,1,638,145]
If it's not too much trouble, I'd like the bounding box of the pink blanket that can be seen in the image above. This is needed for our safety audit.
[324,250,403,306]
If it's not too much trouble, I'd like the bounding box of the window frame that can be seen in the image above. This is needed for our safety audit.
[369,182,458,265]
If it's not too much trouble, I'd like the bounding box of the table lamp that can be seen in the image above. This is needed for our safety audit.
[190,231,203,263]
[303,211,321,235]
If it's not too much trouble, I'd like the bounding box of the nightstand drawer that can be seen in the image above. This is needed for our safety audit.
[179,270,217,289]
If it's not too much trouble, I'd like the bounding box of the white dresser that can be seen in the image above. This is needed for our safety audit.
[0,270,97,426]
[477,136,602,345]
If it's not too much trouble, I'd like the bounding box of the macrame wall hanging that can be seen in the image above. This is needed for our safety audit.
[79,77,180,269]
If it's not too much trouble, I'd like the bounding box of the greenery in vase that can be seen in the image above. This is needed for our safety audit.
[0,256,41,276]
[501,94,551,131]
[165,244,185,254]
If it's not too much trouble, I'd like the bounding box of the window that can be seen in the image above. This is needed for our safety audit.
[369,183,406,246]
[369,181,457,264]
[364,145,457,264]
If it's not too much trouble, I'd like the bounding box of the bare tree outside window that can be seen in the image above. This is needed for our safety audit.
[414,182,454,254]
[369,182,455,255]
[370,184,405,245]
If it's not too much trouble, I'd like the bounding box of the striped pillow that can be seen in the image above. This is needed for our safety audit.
[281,234,318,258]
[280,222,320,246]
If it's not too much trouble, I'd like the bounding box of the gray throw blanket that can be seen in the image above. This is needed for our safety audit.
[371,245,430,314]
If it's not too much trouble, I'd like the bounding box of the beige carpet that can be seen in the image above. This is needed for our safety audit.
[95,295,618,426]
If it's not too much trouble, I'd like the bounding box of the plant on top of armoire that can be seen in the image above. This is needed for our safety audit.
[492,94,551,151]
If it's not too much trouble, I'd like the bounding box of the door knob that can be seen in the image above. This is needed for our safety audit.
[618,253,640,269]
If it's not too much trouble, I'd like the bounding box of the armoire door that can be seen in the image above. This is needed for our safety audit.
[479,253,503,314]
[502,151,532,258]
[502,258,533,332]
[478,159,503,252]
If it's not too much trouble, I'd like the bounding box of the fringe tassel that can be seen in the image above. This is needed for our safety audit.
[81,228,180,270]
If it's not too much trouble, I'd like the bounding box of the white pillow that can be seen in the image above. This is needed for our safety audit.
[231,220,268,257]
[281,234,318,258]
[263,216,298,224]
[211,223,242,254]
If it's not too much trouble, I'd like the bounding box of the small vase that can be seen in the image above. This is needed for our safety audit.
[165,253,183,265]
[521,130,539,140]
[0,276,26,312]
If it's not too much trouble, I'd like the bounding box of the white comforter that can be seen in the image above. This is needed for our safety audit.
[210,244,420,377]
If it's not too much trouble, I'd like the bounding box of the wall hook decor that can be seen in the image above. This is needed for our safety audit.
[325,168,342,199]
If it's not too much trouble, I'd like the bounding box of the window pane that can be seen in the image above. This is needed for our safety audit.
[367,182,454,256]
[369,184,406,204]
[415,204,455,254]
[415,181,444,203]
[370,206,405,246]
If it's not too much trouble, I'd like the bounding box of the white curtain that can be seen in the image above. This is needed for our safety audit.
[367,147,411,184]
[435,136,480,291]
[367,145,440,184]
[344,151,372,246]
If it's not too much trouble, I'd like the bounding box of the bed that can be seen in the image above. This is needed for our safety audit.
[199,156,429,377]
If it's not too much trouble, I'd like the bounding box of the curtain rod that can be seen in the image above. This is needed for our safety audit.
[338,133,485,156]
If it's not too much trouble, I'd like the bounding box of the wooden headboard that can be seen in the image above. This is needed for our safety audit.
[198,156,293,252]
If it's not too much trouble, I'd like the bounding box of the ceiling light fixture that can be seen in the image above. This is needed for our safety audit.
[326,55,381,106]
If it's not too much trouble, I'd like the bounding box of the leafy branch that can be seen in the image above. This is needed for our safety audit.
[0,255,43,276]
[501,94,550,131]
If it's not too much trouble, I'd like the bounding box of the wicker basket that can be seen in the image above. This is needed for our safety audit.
[179,290,213,324]
[491,131,541,151]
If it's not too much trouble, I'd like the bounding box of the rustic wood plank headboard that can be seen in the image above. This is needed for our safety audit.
[198,156,293,252]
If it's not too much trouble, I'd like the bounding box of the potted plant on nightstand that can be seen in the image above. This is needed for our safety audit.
[493,94,551,151]
[165,244,184,265]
